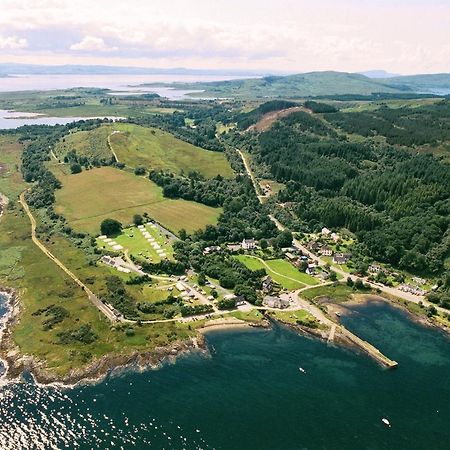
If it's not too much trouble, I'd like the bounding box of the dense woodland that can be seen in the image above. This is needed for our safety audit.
[238,101,450,278]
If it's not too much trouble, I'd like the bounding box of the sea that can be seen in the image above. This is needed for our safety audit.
[0,293,449,449]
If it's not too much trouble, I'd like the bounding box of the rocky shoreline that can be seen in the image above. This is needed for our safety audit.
[0,288,211,387]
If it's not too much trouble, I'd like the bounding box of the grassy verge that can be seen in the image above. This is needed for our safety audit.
[301,283,356,303]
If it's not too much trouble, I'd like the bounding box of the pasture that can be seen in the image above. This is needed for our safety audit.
[110,123,234,178]
[236,255,318,290]
[54,167,222,235]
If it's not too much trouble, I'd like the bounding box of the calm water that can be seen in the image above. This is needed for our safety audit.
[0,110,123,130]
[0,74,249,99]
[0,295,449,449]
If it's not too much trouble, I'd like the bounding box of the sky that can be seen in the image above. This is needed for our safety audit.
[0,0,449,74]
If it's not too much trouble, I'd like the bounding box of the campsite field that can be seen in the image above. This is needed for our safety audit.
[97,223,175,263]
[236,255,319,290]
[54,166,222,235]
[109,123,234,178]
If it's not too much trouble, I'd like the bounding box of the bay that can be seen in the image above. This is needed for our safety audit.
[0,296,449,449]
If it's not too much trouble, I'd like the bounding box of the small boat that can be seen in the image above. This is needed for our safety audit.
[382,418,391,427]
[335,312,341,318]
[299,367,306,374]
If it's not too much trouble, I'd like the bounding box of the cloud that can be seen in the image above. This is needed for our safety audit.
[0,35,27,49]
[70,36,117,52]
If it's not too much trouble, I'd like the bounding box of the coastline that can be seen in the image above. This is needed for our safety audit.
[325,293,450,336]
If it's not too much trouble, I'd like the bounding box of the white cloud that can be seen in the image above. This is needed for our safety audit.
[70,36,117,52]
[0,35,27,49]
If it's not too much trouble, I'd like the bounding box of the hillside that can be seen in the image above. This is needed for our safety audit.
[146,71,450,99]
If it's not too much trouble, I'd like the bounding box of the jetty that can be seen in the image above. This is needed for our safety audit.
[338,325,398,369]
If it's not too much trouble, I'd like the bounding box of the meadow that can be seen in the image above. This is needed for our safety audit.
[236,255,318,290]
[0,135,25,200]
[54,167,222,235]
[109,123,234,178]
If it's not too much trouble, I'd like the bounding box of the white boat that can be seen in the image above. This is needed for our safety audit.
[299,367,306,374]
[382,418,391,427]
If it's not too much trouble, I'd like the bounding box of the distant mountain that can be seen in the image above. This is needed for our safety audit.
[0,63,263,77]
[358,70,399,78]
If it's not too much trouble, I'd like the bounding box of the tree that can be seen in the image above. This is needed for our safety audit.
[179,229,188,241]
[260,238,268,250]
[133,214,144,226]
[198,273,206,286]
[70,163,82,174]
[211,289,218,299]
[134,166,146,176]
[100,218,122,236]
[346,277,354,287]
[329,271,337,281]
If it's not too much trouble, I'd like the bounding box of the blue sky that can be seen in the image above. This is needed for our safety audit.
[0,0,449,73]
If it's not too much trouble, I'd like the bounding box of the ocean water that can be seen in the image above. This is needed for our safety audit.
[0,294,449,449]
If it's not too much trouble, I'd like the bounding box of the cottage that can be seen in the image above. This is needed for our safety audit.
[307,241,321,252]
[235,296,246,306]
[262,275,273,293]
[412,276,426,286]
[263,296,290,309]
[227,244,242,253]
[331,232,340,242]
[306,263,317,275]
[320,245,333,256]
[285,252,297,262]
[241,238,257,250]
[321,227,331,236]
[333,253,350,265]
[203,245,221,255]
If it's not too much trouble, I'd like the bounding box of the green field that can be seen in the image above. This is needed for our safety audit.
[97,223,175,262]
[54,125,113,161]
[0,135,25,200]
[54,166,222,235]
[236,255,319,290]
[110,123,234,178]
[300,283,355,303]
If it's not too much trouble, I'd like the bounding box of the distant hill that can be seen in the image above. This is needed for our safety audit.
[160,71,450,99]
[377,73,450,95]
[159,71,409,99]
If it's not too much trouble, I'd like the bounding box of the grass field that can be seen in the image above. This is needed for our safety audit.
[97,223,175,262]
[0,135,25,200]
[300,284,355,303]
[110,123,234,178]
[236,255,319,290]
[54,166,222,235]
[54,125,113,161]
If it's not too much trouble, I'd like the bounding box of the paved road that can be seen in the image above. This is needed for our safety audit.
[19,192,118,322]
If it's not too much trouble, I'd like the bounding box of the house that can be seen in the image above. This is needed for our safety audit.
[227,244,242,253]
[175,282,186,292]
[203,245,221,255]
[368,264,381,274]
[285,252,297,262]
[307,241,321,252]
[241,238,257,250]
[235,296,246,306]
[321,227,331,236]
[331,232,340,242]
[412,276,426,286]
[262,275,273,293]
[320,246,333,256]
[306,263,317,275]
[263,296,290,309]
[333,253,350,265]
